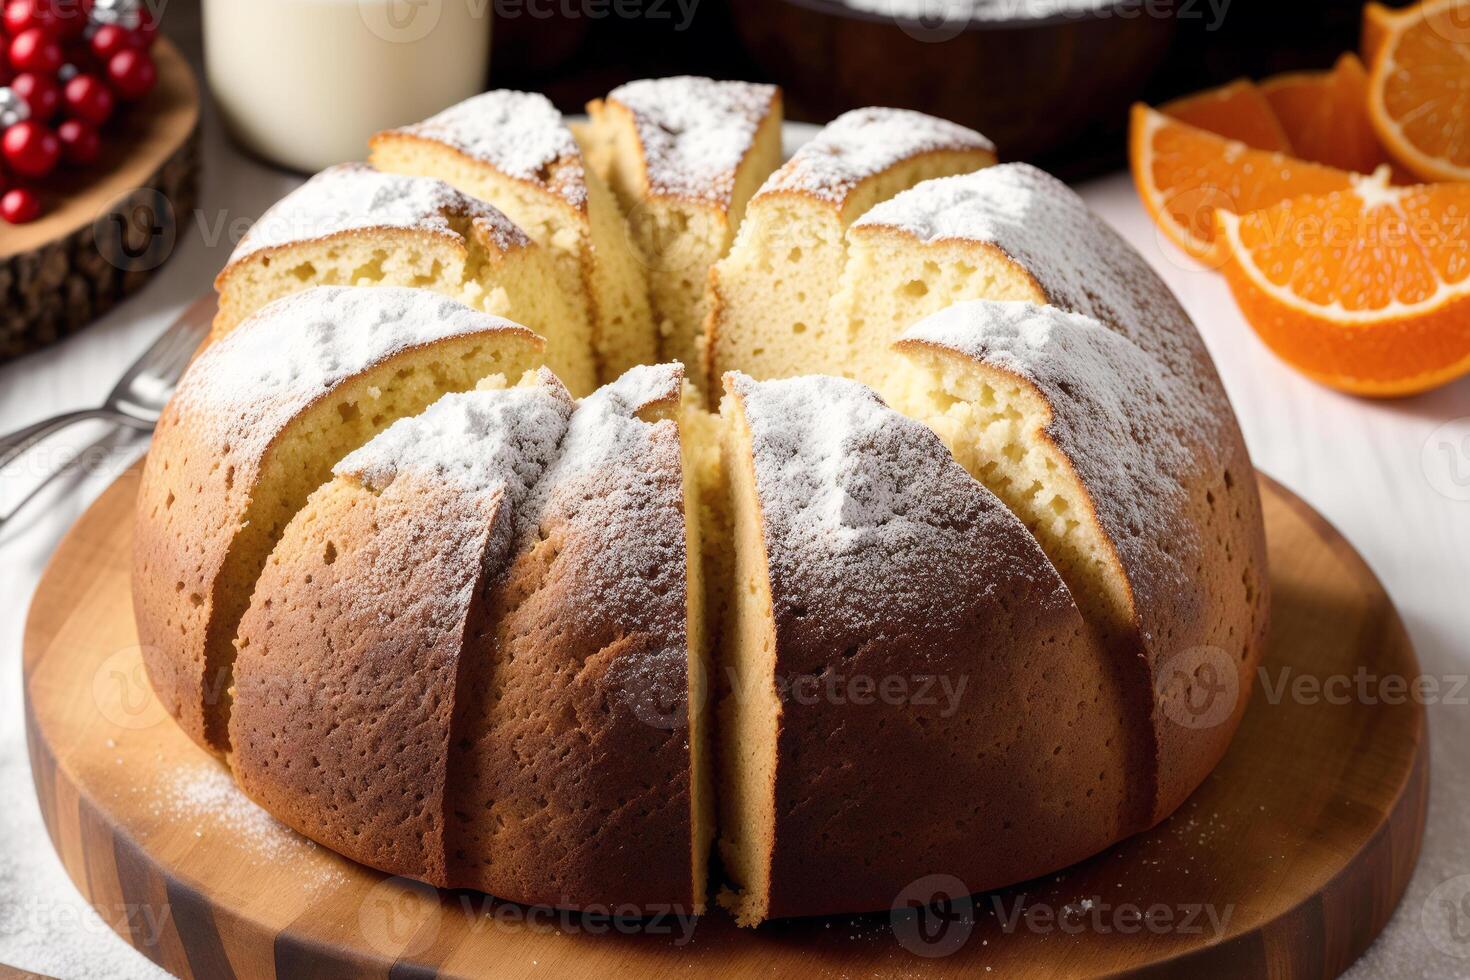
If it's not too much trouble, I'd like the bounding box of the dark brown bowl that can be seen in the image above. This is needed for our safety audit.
[729,0,1175,165]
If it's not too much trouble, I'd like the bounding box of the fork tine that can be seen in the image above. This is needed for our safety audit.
[156,320,202,368]
[150,308,209,368]
[105,296,216,410]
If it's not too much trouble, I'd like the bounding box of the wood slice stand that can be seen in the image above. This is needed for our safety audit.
[0,38,200,362]
[23,467,1426,978]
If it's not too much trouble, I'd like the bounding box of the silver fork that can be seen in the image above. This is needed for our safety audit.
[0,295,215,528]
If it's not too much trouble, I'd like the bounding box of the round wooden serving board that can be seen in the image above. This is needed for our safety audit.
[24,466,1426,979]
[0,38,200,363]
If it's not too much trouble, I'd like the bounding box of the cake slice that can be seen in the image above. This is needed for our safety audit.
[448,364,714,913]
[715,371,1133,926]
[820,163,1267,824]
[370,91,656,381]
[229,372,574,884]
[581,77,783,382]
[213,164,596,394]
[834,163,1228,394]
[703,108,995,391]
[133,286,545,754]
[889,299,1270,829]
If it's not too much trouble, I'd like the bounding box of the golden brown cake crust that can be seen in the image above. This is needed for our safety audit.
[448,365,702,912]
[726,372,1134,919]
[228,477,502,883]
[228,376,575,884]
[132,287,542,753]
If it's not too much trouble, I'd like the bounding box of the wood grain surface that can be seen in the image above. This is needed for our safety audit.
[23,465,1426,979]
[0,38,200,363]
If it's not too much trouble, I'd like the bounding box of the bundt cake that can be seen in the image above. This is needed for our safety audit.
[212,164,597,395]
[133,78,1268,927]
[134,286,545,753]
[704,107,996,390]
[581,78,783,384]
[368,90,656,381]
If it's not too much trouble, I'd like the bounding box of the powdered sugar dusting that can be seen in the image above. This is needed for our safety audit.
[728,370,1073,639]
[337,368,573,497]
[152,761,345,881]
[391,90,588,209]
[835,0,1115,23]
[609,76,778,206]
[856,163,1224,438]
[228,164,529,267]
[175,286,536,453]
[897,299,1197,590]
[759,107,993,206]
[521,362,686,638]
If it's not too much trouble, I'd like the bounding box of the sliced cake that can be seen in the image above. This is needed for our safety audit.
[448,364,714,912]
[715,371,1134,925]
[581,77,783,382]
[229,372,574,884]
[703,108,995,392]
[882,296,1275,828]
[369,91,656,381]
[213,164,597,394]
[133,287,545,754]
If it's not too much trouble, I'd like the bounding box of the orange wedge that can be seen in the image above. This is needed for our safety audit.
[1362,1,1397,64]
[1261,54,1393,174]
[1215,173,1470,395]
[1130,104,1355,262]
[1364,0,1470,181]
[1161,78,1295,153]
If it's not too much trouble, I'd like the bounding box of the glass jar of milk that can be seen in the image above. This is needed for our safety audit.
[204,0,492,173]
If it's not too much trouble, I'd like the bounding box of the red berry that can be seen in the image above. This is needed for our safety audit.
[62,71,110,123]
[12,71,59,120]
[9,26,62,74]
[3,0,58,36]
[56,116,96,164]
[1,186,42,223]
[88,23,137,60]
[2,119,60,176]
[105,46,152,100]
[53,0,92,39]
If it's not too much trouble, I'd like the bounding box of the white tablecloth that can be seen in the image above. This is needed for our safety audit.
[1,26,1467,980]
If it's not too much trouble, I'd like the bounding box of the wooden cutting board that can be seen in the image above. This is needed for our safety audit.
[23,466,1426,979]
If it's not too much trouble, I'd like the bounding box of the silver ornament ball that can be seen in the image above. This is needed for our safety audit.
[0,87,31,130]
[92,0,144,31]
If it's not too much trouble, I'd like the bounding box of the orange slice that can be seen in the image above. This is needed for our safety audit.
[1130,104,1355,262]
[1261,54,1393,174]
[1161,78,1295,153]
[1365,0,1470,182]
[1215,173,1470,396]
